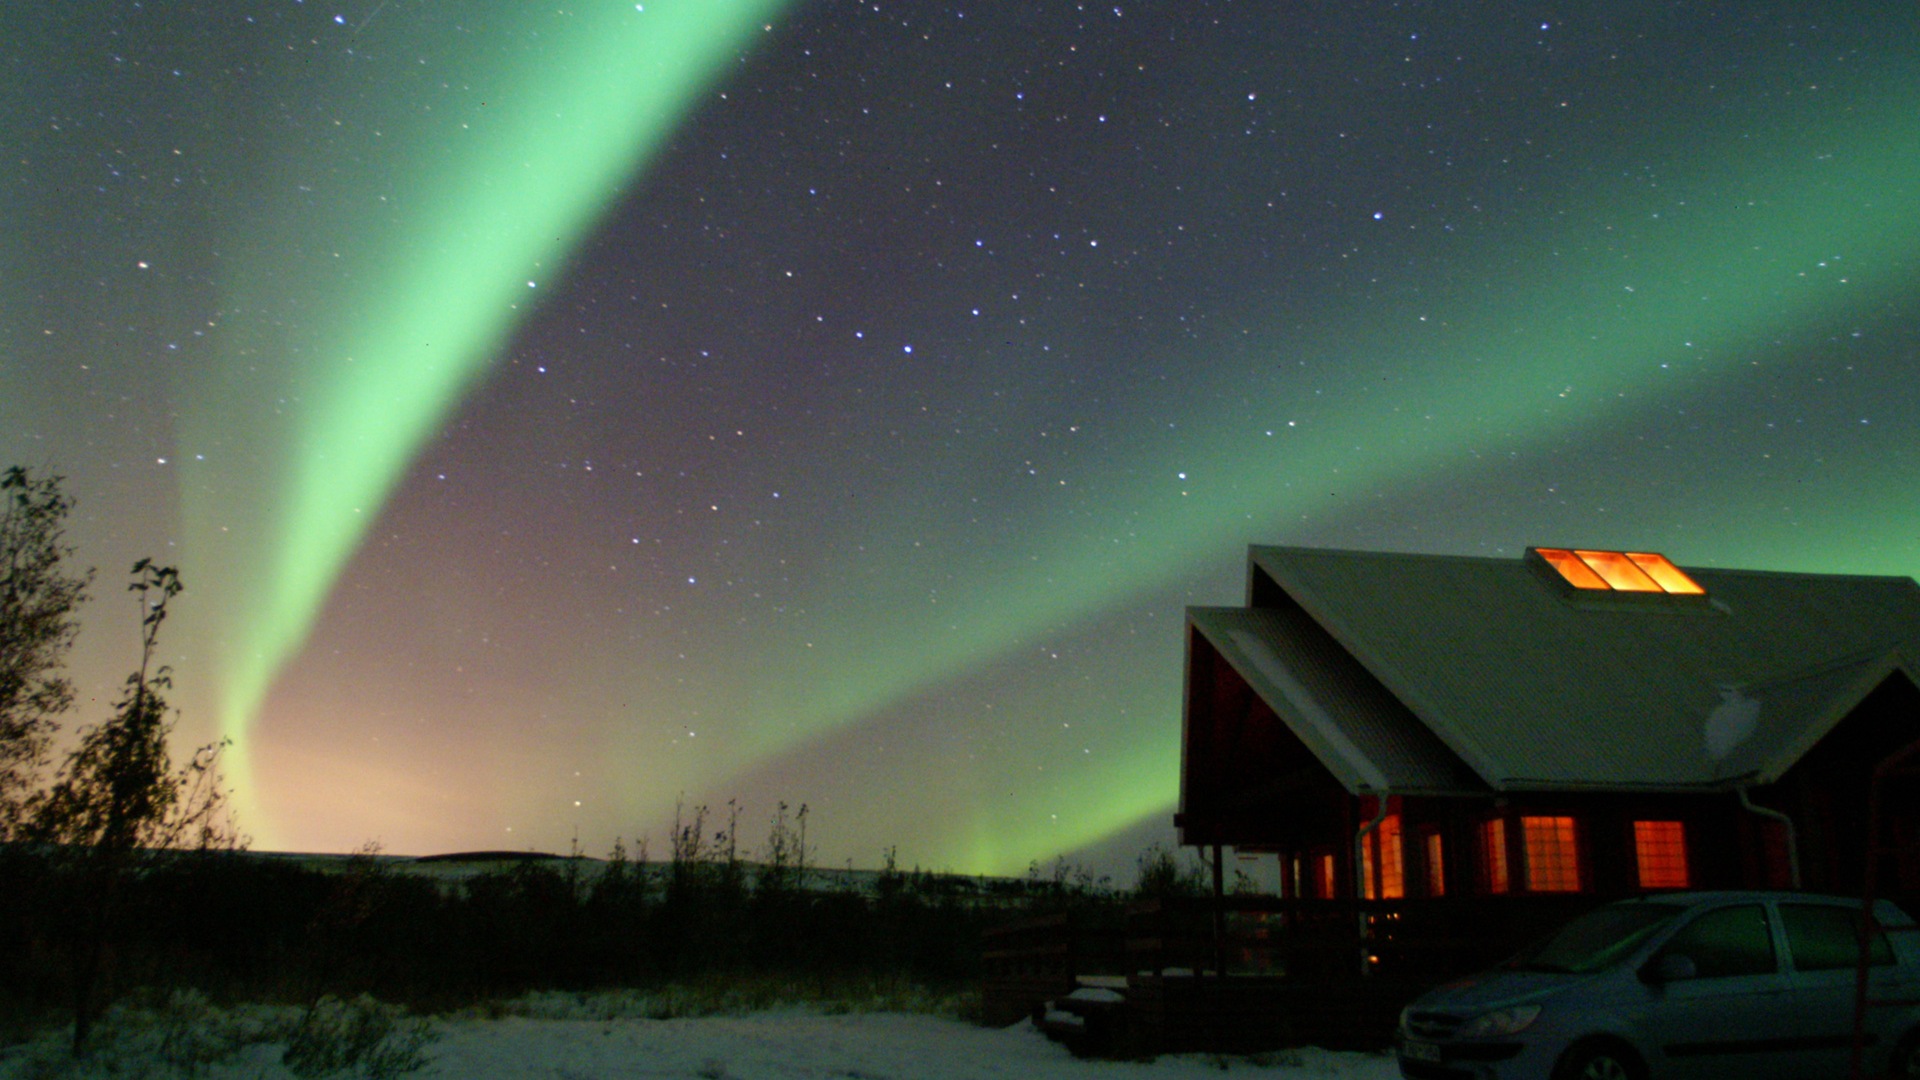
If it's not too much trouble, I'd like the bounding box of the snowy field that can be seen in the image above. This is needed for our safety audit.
[2,1005,1400,1080]
[420,1012,1399,1080]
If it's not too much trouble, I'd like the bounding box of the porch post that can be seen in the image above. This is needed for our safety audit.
[1355,795,1389,978]
[1211,843,1227,977]
[1738,785,1801,889]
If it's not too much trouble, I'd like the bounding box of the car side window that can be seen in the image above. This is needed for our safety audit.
[1781,903,1895,970]
[1659,904,1776,978]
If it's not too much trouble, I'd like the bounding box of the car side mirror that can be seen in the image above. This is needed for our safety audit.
[1643,953,1697,983]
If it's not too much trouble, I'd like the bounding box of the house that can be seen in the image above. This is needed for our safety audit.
[1180,545,1920,920]
[991,544,1920,1053]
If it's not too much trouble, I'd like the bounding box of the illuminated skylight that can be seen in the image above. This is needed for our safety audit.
[1531,547,1705,596]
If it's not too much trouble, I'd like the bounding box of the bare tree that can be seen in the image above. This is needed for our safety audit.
[27,560,241,1053]
[0,466,92,837]
[758,801,810,896]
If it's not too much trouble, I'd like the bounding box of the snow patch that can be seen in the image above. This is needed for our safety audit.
[0,1007,1400,1079]
[1703,685,1761,760]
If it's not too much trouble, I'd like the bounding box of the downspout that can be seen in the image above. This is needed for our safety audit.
[1354,794,1389,977]
[1739,784,1801,890]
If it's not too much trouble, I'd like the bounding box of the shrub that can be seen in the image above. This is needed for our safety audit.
[281,995,435,1079]
[1,987,270,1079]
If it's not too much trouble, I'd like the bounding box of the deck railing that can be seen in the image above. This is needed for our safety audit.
[981,893,1595,1026]
[1122,894,1594,979]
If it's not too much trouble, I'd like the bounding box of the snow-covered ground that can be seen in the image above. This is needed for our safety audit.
[2,1004,1400,1080]
[423,1012,1399,1079]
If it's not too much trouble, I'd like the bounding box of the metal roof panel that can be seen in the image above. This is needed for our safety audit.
[1242,546,1920,790]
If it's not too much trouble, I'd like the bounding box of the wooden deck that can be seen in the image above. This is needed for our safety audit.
[982,894,1596,1055]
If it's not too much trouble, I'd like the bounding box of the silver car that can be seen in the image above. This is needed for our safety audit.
[1395,891,1920,1079]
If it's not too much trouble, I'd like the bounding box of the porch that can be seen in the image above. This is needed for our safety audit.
[981,892,1594,1056]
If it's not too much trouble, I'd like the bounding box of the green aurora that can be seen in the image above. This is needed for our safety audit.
[6,3,1918,873]
[660,57,1920,868]
[175,3,789,831]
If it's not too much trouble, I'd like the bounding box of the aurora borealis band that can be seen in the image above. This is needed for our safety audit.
[6,3,1919,876]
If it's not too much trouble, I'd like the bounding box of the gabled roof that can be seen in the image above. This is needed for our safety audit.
[1204,545,1920,793]
[1188,607,1486,796]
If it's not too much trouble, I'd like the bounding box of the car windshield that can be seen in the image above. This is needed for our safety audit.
[1508,902,1686,974]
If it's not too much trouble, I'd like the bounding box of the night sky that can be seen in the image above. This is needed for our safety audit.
[6,2,1918,877]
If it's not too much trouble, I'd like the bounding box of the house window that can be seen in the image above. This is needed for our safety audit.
[1380,814,1404,899]
[1423,831,1446,897]
[1533,547,1704,595]
[1361,814,1405,899]
[1634,820,1690,889]
[1315,851,1338,899]
[1522,816,1581,892]
[1390,810,1405,895]
[1477,818,1509,894]
[1569,550,1662,592]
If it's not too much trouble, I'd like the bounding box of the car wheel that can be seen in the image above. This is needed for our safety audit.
[1552,1039,1647,1080]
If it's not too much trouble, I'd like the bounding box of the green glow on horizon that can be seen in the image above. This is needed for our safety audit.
[691,66,1920,874]
[182,3,788,842]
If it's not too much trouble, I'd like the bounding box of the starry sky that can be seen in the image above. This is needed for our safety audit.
[6,1,1919,877]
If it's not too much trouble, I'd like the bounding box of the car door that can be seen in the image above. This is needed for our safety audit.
[1636,903,1799,1080]
[1777,900,1903,1078]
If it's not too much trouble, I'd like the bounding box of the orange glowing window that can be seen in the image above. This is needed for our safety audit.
[1380,815,1404,899]
[1634,820,1690,889]
[1316,852,1338,898]
[1626,552,1706,595]
[1534,547,1704,596]
[1536,547,1609,590]
[1424,831,1446,897]
[1522,816,1582,892]
[1363,814,1405,899]
[1478,818,1509,895]
[1574,550,1661,592]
